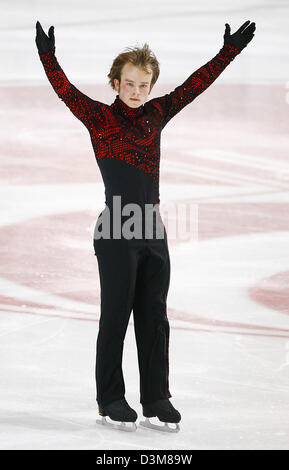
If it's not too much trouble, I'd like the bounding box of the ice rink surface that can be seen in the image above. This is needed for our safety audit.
[1,0,289,450]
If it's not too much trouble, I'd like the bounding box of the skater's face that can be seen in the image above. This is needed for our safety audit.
[114,62,154,108]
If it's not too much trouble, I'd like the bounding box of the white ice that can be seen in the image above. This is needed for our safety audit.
[1,0,289,450]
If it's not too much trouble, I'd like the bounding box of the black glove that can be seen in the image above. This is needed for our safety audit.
[223,20,256,52]
[35,20,55,54]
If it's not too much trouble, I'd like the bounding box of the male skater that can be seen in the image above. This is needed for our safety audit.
[35,20,256,432]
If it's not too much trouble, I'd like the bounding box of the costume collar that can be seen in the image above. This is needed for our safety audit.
[112,94,144,120]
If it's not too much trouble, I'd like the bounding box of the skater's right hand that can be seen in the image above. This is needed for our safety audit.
[35,20,55,54]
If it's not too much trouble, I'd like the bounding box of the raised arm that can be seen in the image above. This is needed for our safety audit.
[151,20,256,129]
[35,21,98,130]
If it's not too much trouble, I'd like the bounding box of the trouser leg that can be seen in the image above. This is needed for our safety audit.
[93,238,139,408]
[132,234,172,405]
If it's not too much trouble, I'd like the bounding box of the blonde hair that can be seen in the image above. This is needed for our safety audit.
[107,42,160,92]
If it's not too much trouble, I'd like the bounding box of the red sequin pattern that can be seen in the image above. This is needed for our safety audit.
[38,43,241,204]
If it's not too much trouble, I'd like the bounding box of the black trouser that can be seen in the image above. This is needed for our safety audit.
[93,228,172,408]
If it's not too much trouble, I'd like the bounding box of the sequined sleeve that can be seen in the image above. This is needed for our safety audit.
[38,47,98,129]
[151,43,241,129]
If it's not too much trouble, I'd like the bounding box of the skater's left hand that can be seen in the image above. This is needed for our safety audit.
[223,20,256,51]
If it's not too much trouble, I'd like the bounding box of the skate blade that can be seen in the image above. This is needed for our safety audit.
[139,418,180,433]
[96,416,137,432]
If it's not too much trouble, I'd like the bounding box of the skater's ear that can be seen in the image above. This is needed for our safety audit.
[113,77,120,92]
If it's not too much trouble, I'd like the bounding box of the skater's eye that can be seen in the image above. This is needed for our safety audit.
[127,83,147,88]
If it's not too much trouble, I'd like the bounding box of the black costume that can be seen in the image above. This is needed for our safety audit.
[38,41,241,408]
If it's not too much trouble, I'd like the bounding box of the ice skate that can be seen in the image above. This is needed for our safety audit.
[139,398,181,433]
[96,398,138,432]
